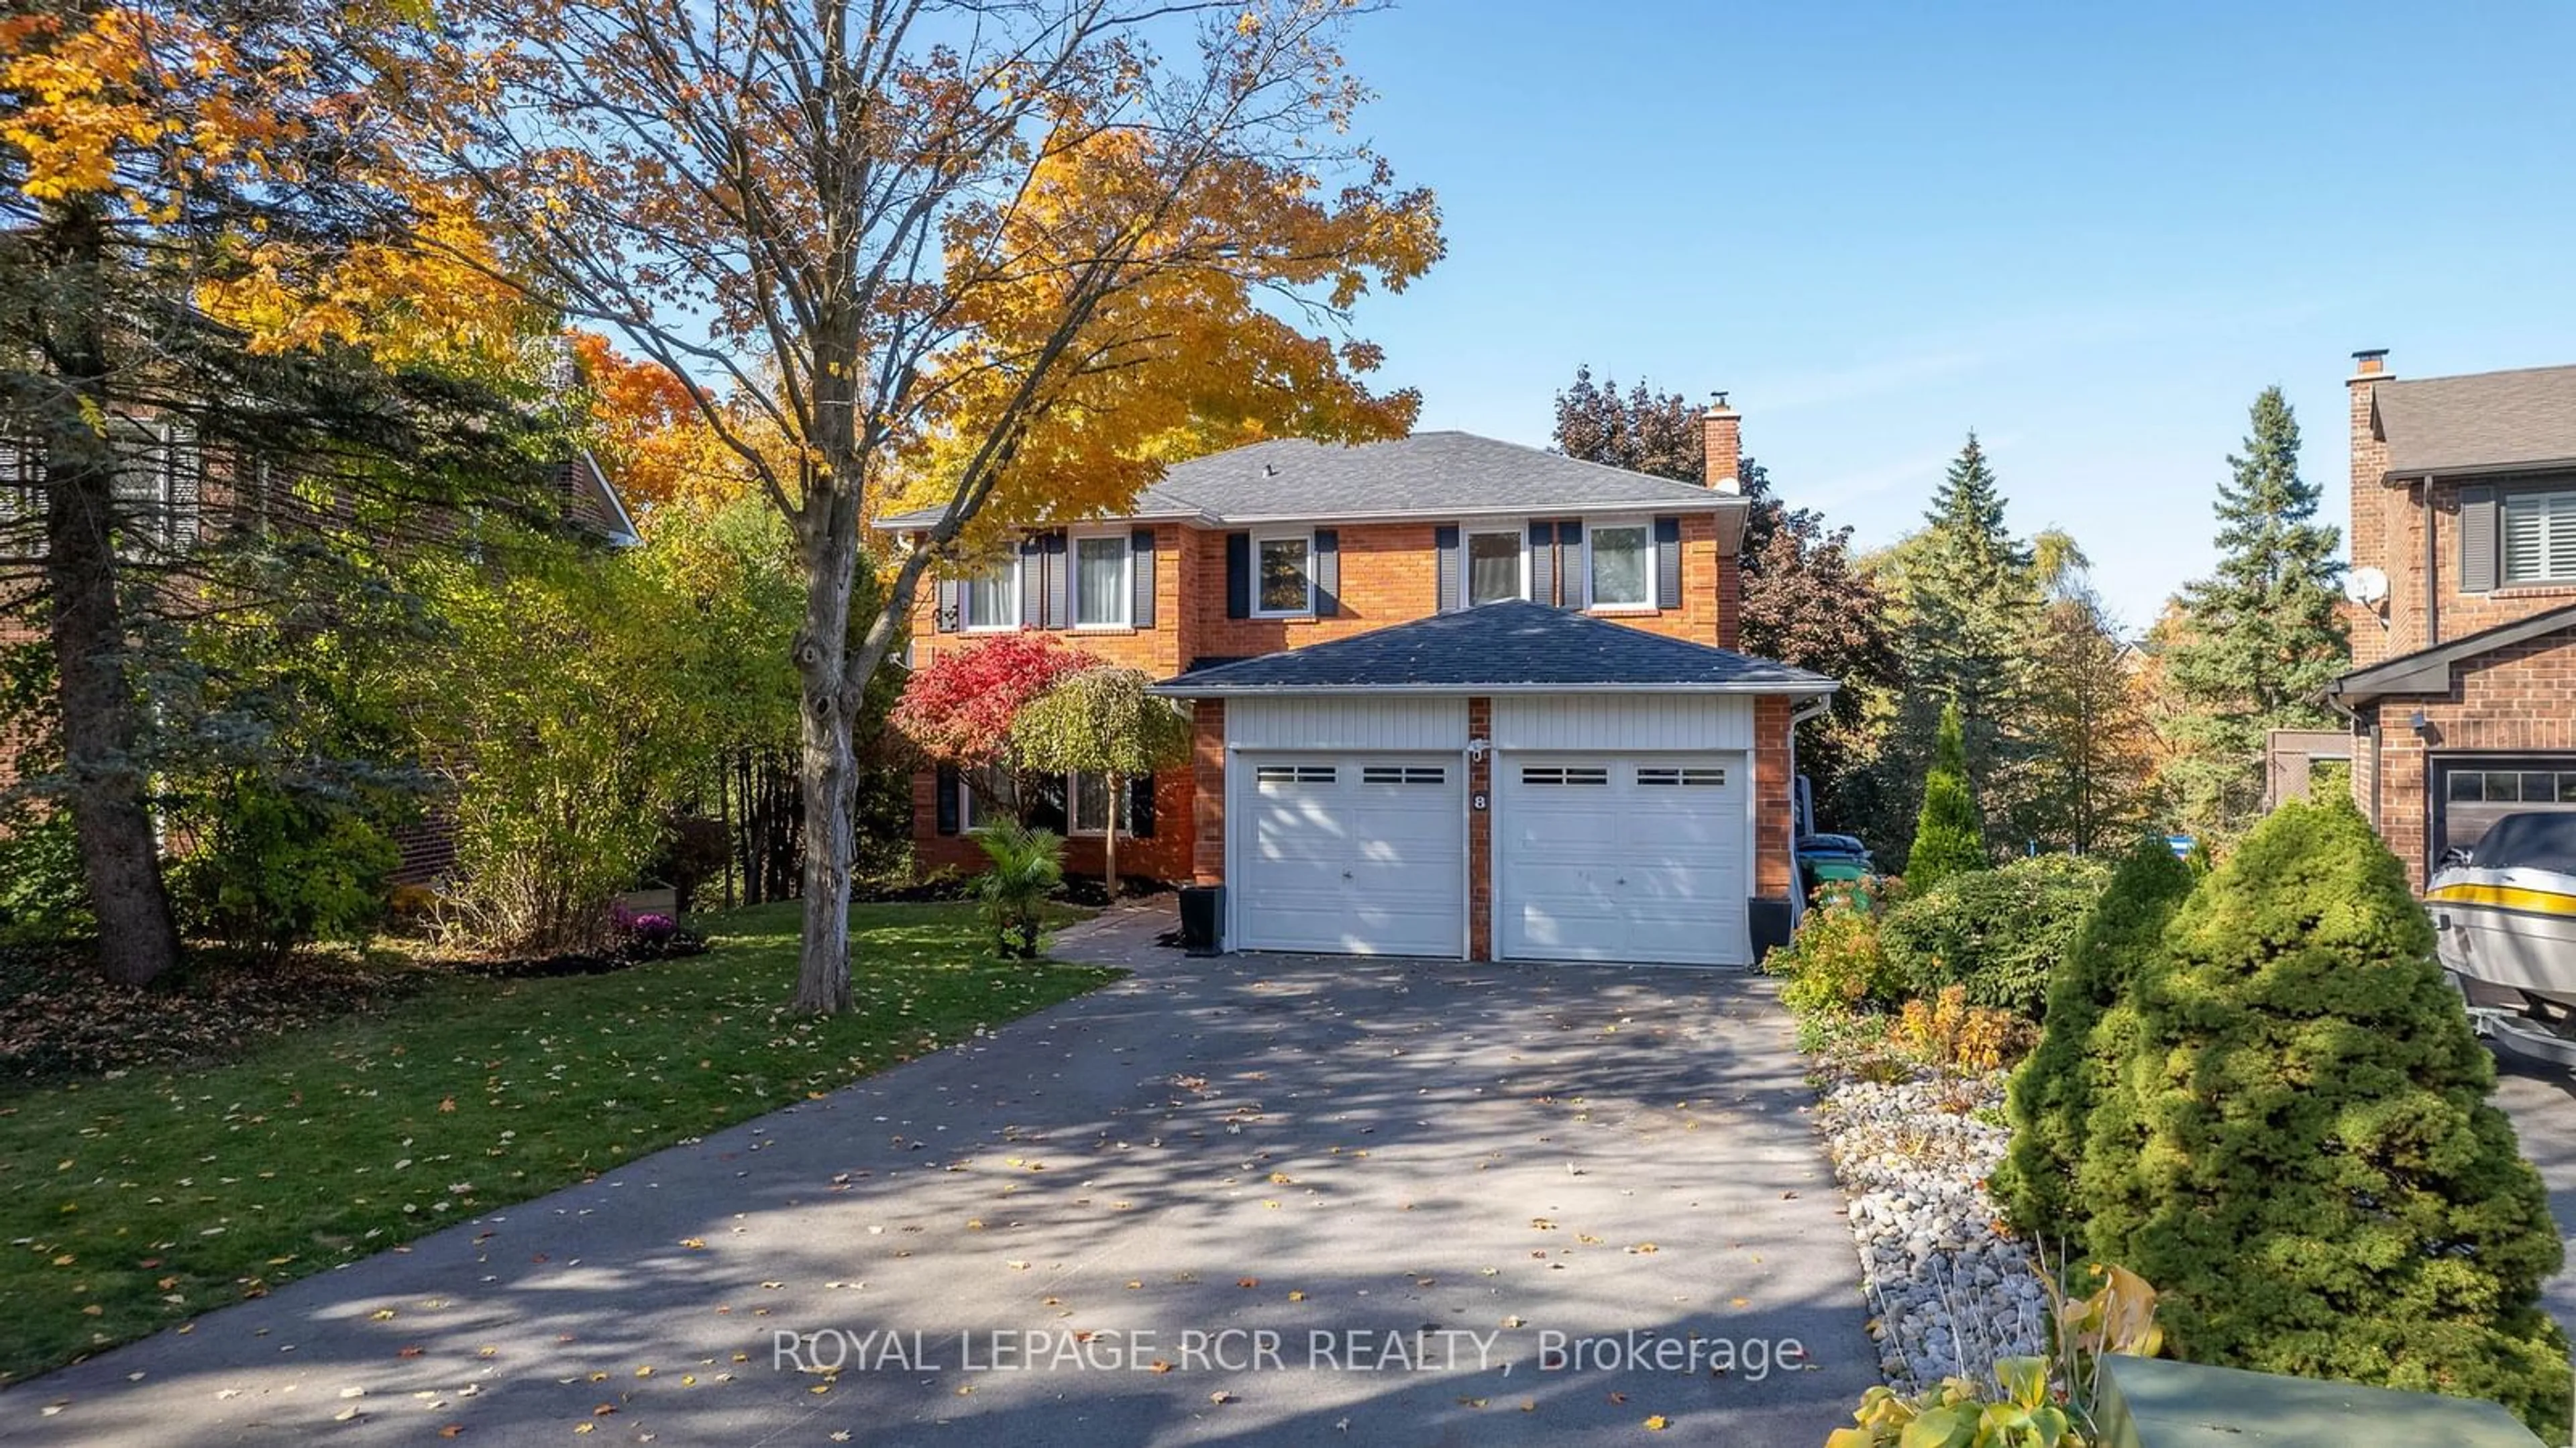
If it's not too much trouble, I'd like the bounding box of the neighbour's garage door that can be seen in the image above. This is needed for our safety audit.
[2433,754,2576,866]
[1497,752,1749,966]
[1232,753,1465,957]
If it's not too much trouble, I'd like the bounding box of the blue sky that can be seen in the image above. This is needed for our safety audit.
[1336,2,2576,629]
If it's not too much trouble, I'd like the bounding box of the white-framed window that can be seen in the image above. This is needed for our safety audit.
[1069,770,1132,835]
[1464,525,1523,606]
[1254,531,1313,616]
[2503,490,2576,586]
[1587,518,1652,609]
[1071,530,1131,628]
[963,556,1018,629]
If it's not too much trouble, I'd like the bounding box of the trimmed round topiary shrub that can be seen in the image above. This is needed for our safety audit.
[2083,798,2571,1434]
[1990,837,2194,1238]
[1877,853,2112,1020]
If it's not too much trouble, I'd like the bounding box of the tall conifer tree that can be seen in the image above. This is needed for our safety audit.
[2161,388,2349,836]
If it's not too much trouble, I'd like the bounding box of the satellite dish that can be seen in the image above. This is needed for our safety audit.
[2345,566,2390,606]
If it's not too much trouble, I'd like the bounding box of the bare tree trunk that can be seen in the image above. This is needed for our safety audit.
[792,507,859,1013]
[39,201,183,986]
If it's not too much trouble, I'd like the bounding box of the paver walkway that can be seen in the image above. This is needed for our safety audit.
[2,906,1874,1446]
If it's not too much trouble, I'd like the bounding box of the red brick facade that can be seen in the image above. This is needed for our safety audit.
[1466,698,1494,960]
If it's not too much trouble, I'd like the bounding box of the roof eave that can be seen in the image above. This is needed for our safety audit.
[1149,680,1839,699]
[2379,456,2576,484]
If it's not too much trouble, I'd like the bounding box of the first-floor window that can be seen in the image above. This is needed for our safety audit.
[959,762,1014,828]
[1256,534,1311,614]
[1466,529,1522,605]
[1070,771,1131,835]
[1589,522,1650,607]
[964,558,1017,629]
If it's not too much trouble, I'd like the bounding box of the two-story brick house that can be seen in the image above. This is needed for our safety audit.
[2325,351,2576,886]
[880,402,1839,966]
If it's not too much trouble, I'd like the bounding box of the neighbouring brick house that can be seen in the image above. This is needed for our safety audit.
[0,428,639,882]
[877,403,1840,966]
[2324,350,2576,886]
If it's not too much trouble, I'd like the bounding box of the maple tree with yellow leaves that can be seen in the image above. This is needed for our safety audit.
[382,0,1445,1012]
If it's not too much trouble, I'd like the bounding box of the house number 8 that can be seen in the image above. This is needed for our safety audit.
[1472,792,1489,811]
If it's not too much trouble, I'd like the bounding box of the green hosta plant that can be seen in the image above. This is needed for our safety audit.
[970,819,1064,958]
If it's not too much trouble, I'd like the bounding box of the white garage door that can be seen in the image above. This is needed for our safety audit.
[1497,752,1750,966]
[1232,753,1465,957]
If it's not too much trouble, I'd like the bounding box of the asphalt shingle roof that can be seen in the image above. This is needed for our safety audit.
[1156,601,1837,694]
[2375,364,2576,478]
[875,431,1737,529]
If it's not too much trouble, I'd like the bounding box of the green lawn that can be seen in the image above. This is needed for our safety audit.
[0,900,1114,1384]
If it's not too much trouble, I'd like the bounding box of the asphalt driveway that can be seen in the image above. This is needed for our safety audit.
[1,909,1874,1447]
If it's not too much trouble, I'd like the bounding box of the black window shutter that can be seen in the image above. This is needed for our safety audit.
[1435,525,1461,613]
[1528,521,1556,607]
[934,578,960,633]
[1556,520,1584,609]
[1225,531,1251,618]
[1042,531,1070,627]
[1654,515,1683,609]
[1312,529,1340,616]
[1131,527,1157,628]
[934,765,961,835]
[1126,773,1155,839]
[1018,535,1045,627]
[2461,486,2500,593]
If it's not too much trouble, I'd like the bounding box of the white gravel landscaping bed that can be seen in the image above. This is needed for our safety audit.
[1811,1066,2051,1391]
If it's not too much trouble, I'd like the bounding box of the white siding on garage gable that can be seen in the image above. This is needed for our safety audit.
[1491,695,1752,752]
[1228,696,1466,751]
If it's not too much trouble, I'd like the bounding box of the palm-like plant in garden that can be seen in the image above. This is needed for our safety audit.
[969,820,1065,958]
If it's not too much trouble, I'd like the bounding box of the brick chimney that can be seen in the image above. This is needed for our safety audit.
[1703,393,1741,494]
[2348,349,2394,664]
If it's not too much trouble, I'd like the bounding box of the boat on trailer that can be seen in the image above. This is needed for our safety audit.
[2425,810,2576,1065]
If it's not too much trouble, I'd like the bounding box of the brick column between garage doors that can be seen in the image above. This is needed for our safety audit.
[1468,696,1492,960]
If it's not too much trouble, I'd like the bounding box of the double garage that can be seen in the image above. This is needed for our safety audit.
[1217,695,1762,966]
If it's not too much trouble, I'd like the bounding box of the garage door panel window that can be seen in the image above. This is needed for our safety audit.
[1637,766,1726,787]
[1588,523,1652,608]
[1520,765,1609,786]
[1256,764,1336,785]
[1360,765,1448,786]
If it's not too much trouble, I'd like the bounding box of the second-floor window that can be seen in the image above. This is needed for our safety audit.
[1256,532,1311,615]
[2504,490,2576,586]
[1073,532,1130,627]
[1466,527,1522,605]
[964,556,1018,629]
[1589,520,1652,608]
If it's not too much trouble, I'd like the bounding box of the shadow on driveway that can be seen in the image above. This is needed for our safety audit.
[2,911,1874,1447]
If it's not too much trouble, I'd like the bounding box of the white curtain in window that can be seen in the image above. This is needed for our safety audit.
[1076,536,1127,625]
[1467,531,1520,605]
[966,562,1014,627]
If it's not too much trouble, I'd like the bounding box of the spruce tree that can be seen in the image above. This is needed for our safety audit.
[2161,388,2351,837]
[2085,799,2570,1433]
[1991,836,2193,1237]
[1895,434,2046,851]
[1904,702,1986,889]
